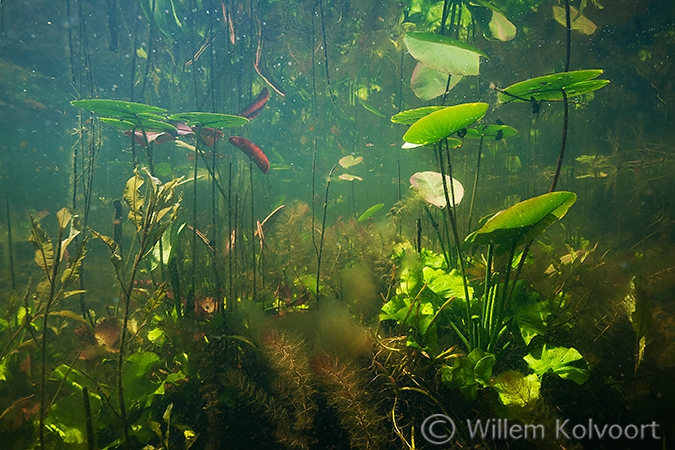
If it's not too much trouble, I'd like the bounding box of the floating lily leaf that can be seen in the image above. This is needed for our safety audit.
[410,171,464,208]
[358,203,385,222]
[466,124,518,140]
[167,112,249,128]
[464,191,576,248]
[488,10,517,41]
[338,173,363,182]
[403,102,488,145]
[403,32,489,76]
[411,62,462,100]
[71,99,166,120]
[498,70,609,103]
[101,117,177,133]
[391,106,445,125]
[338,155,364,169]
[553,5,597,35]
[491,371,541,407]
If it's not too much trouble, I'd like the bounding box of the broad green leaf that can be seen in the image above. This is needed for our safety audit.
[513,300,551,345]
[410,171,464,208]
[411,62,462,100]
[100,116,177,133]
[51,309,88,323]
[464,191,576,248]
[167,112,248,128]
[524,344,590,385]
[124,169,145,230]
[403,32,489,76]
[491,371,541,407]
[488,10,517,41]
[403,102,489,145]
[466,124,518,140]
[391,106,445,125]
[498,70,609,103]
[358,203,385,222]
[423,267,472,301]
[338,155,363,169]
[553,5,597,35]
[622,276,652,371]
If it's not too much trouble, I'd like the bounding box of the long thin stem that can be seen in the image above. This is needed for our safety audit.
[467,135,485,232]
[5,197,15,290]
[315,165,337,307]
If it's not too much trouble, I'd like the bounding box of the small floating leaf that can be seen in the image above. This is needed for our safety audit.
[498,70,609,104]
[488,10,517,41]
[338,173,363,182]
[403,102,489,145]
[411,62,462,100]
[358,203,385,222]
[410,171,464,208]
[339,155,364,169]
[403,32,489,76]
[553,6,597,35]
[466,124,518,140]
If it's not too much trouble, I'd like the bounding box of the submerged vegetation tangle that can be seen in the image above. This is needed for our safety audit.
[0,0,674,448]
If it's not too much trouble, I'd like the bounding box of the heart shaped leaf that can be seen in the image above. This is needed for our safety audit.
[403,102,489,145]
[403,32,489,76]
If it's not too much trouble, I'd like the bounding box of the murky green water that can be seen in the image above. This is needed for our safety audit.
[0,0,673,448]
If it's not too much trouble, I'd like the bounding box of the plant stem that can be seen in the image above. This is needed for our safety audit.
[316,165,337,307]
[5,196,15,290]
[467,135,485,232]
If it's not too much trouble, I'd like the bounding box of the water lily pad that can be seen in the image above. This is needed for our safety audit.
[498,70,609,103]
[466,124,518,140]
[168,112,249,128]
[489,10,517,41]
[402,138,463,150]
[338,173,363,182]
[101,117,177,133]
[553,5,597,35]
[403,102,489,145]
[338,155,363,169]
[391,106,445,125]
[403,32,489,76]
[410,171,464,208]
[411,62,462,100]
[464,191,576,247]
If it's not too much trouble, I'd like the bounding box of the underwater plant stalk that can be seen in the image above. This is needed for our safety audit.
[549,89,569,192]
[316,0,335,105]
[82,387,95,450]
[250,162,257,300]
[315,165,337,306]
[437,141,474,348]
[467,135,485,232]
[5,196,15,290]
[228,162,234,309]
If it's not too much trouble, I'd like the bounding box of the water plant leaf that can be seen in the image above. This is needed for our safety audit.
[491,371,541,407]
[466,124,518,140]
[338,155,363,169]
[403,102,489,145]
[464,191,576,248]
[488,10,517,41]
[359,99,386,118]
[168,112,248,128]
[513,299,551,345]
[391,106,445,125]
[403,32,489,76]
[410,171,464,208]
[29,216,54,275]
[358,203,385,222]
[124,169,145,230]
[524,344,590,385]
[100,117,177,133]
[498,70,609,103]
[622,276,652,372]
[338,173,363,182]
[410,62,462,100]
[553,5,597,35]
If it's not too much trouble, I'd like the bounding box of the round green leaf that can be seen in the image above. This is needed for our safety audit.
[71,99,166,120]
[391,106,445,125]
[403,102,489,145]
[100,117,177,133]
[403,32,489,76]
[466,124,518,140]
[410,171,464,208]
[498,70,609,104]
[464,191,577,247]
[410,62,462,101]
[168,112,249,128]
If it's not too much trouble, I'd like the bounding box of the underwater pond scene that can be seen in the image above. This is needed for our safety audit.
[1,0,675,448]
